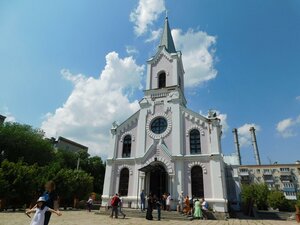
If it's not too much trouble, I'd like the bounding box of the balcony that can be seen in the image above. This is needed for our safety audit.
[240,175,251,184]
[280,169,291,175]
[263,170,272,175]
[280,175,293,182]
[239,170,249,176]
[283,187,296,192]
[263,174,274,183]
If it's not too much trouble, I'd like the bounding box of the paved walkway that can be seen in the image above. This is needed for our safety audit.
[0,210,298,225]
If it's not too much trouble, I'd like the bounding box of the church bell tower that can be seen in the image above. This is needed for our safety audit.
[143,17,186,107]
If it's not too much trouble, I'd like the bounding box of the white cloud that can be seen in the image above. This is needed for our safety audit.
[237,123,261,147]
[126,45,139,55]
[172,28,217,87]
[145,28,162,42]
[217,112,229,133]
[130,0,165,36]
[41,52,144,157]
[276,116,300,138]
[296,96,300,101]
[0,106,16,122]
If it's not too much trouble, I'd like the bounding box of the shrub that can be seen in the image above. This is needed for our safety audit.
[296,199,300,209]
[241,183,269,211]
[268,191,291,211]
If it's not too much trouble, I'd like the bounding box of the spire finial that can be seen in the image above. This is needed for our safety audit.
[159,13,176,53]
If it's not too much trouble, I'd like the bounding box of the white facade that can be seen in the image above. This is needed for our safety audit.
[102,17,228,212]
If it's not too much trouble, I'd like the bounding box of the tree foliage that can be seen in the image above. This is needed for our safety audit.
[0,122,106,209]
[0,123,54,166]
[268,191,291,211]
[54,169,93,206]
[0,160,41,207]
[241,183,269,210]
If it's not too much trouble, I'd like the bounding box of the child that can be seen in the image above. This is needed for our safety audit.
[26,196,61,225]
[86,195,93,212]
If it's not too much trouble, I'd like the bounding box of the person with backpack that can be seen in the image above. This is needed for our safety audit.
[110,194,120,219]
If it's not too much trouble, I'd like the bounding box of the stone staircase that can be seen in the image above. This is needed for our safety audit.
[96,207,227,221]
[96,208,192,221]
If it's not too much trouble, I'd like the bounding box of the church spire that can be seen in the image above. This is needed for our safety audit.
[159,16,177,53]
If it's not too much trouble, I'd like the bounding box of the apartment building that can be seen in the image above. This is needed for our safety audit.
[238,162,300,200]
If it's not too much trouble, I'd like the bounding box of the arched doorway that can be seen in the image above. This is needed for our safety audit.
[149,164,168,197]
[139,162,168,197]
[191,166,204,198]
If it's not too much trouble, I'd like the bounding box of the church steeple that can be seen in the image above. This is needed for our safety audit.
[159,17,176,53]
[145,16,185,105]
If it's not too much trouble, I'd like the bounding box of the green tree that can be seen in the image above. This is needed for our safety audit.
[0,160,41,208]
[55,149,78,169]
[0,168,9,198]
[254,183,270,210]
[268,191,289,211]
[55,149,105,194]
[53,168,93,207]
[0,123,54,166]
[84,156,105,193]
[241,183,270,210]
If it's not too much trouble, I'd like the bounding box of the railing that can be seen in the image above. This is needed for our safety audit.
[151,91,169,99]
[239,170,249,176]
[263,170,272,175]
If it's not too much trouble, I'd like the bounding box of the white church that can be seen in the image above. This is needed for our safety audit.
[102,17,231,213]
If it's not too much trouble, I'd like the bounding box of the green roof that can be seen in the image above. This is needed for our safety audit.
[159,17,176,53]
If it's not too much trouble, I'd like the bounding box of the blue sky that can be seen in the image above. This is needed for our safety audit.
[1,0,299,164]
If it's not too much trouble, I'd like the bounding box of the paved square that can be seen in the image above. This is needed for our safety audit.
[0,211,298,225]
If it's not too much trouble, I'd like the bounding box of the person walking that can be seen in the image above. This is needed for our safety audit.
[41,181,59,225]
[26,197,61,225]
[146,193,153,220]
[155,195,162,221]
[118,194,126,219]
[193,198,202,219]
[166,193,171,211]
[110,194,120,219]
[183,195,190,215]
[86,195,93,212]
[162,193,167,210]
[140,190,146,212]
[189,195,194,215]
[178,191,184,213]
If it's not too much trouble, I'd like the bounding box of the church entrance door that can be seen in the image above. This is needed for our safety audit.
[139,162,168,198]
[149,164,168,197]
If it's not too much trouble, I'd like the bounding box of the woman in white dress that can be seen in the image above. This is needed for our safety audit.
[26,197,61,225]
[166,193,171,211]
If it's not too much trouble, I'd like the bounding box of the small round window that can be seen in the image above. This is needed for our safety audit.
[151,117,168,134]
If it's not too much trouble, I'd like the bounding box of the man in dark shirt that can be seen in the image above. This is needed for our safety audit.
[140,190,145,211]
[43,181,59,225]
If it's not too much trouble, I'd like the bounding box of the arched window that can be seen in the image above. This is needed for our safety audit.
[191,166,204,198]
[118,168,129,196]
[122,135,131,158]
[158,72,166,88]
[190,129,201,154]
